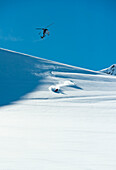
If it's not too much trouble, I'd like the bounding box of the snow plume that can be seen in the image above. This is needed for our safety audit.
[101,64,116,76]
[49,80,75,93]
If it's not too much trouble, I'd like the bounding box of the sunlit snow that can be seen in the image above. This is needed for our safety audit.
[0,48,116,170]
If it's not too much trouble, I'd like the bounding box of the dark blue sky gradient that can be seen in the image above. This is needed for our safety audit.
[0,0,116,70]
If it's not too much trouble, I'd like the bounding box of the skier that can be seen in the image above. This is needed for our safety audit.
[36,23,54,39]
[41,28,49,39]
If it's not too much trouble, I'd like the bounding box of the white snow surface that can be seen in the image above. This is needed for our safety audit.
[0,48,116,170]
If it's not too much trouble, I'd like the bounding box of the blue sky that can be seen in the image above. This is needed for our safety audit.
[0,0,116,70]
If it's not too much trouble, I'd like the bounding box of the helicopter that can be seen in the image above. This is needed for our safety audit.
[36,23,54,39]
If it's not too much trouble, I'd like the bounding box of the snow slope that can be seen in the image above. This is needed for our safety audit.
[0,48,116,170]
[0,48,99,106]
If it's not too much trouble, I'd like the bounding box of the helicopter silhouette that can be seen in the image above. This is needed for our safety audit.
[36,23,54,39]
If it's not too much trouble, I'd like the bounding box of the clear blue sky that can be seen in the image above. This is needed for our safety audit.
[0,0,116,70]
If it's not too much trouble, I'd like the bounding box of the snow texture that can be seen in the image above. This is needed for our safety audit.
[1,48,116,170]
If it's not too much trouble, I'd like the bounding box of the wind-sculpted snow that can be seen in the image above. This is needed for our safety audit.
[1,48,116,170]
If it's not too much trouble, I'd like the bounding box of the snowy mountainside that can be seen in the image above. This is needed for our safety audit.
[1,48,116,170]
[0,48,99,106]
[101,64,116,75]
